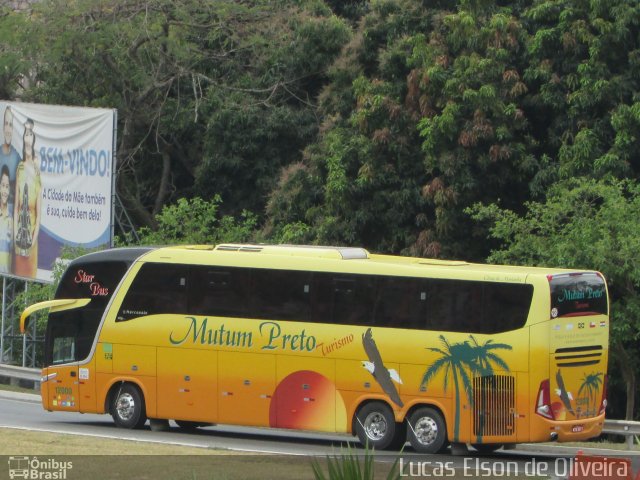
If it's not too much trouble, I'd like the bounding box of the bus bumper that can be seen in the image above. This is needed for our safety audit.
[542,414,605,442]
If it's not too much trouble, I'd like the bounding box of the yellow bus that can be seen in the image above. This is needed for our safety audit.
[21,244,609,453]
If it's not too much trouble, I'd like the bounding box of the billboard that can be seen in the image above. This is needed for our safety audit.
[0,101,115,283]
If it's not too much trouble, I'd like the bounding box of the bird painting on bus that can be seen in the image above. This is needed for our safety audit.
[555,369,576,417]
[361,327,404,408]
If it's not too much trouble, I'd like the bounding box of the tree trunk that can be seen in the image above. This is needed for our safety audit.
[153,150,172,216]
[612,340,636,420]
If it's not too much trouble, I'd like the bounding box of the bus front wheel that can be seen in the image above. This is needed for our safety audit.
[355,402,399,450]
[111,383,147,429]
[407,407,447,454]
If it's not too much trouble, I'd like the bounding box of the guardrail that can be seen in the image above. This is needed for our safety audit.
[0,364,40,391]
[602,419,640,450]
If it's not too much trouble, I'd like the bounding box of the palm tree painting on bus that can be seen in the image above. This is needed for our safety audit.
[420,335,476,442]
[421,335,512,443]
[577,372,603,418]
[468,335,513,442]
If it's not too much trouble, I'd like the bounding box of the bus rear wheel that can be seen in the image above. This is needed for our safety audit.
[355,402,400,450]
[111,383,147,429]
[407,407,447,454]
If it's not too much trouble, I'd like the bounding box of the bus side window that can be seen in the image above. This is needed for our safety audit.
[425,279,453,331]
[249,269,311,322]
[483,283,533,333]
[309,272,332,323]
[333,276,374,325]
[372,277,420,329]
[309,273,373,325]
[189,267,249,318]
[117,264,188,321]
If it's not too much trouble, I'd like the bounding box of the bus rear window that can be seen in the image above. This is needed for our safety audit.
[549,273,608,318]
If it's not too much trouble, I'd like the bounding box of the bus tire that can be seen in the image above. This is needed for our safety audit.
[355,402,398,450]
[111,383,147,429]
[407,407,447,454]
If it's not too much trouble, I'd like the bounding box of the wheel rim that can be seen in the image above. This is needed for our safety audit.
[116,392,136,421]
[363,411,388,441]
[413,416,438,445]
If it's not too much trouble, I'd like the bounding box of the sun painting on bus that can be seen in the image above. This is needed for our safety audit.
[269,370,346,431]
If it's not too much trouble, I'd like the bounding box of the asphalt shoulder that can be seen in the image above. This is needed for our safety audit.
[0,389,41,404]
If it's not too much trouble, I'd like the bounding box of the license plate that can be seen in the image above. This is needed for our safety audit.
[572,425,584,433]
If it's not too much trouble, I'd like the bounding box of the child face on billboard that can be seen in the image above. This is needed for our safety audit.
[23,122,34,153]
[3,108,12,145]
[0,171,8,206]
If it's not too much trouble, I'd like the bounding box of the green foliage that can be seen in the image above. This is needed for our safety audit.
[136,197,257,245]
[1,0,350,228]
[310,443,401,480]
[0,9,29,100]
[523,0,640,191]
[267,1,433,254]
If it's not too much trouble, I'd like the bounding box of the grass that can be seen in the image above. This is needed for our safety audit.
[0,427,321,479]
[0,428,408,480]
[0,382,38,395]
[0,384,636,479]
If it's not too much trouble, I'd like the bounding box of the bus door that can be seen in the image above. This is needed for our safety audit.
[46,364,80,412]
[41,350,95,413]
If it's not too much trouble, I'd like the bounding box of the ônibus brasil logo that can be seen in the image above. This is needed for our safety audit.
[8,456,72,479]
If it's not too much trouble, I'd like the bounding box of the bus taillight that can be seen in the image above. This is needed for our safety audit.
[536,379,554,420]
[599,375,608,415]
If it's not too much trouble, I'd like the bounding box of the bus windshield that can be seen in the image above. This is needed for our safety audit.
[45,261,129,365]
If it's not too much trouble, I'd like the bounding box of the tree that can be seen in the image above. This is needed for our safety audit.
[523,0,640,190]
[265,0,640,260]
[135,196,257,246]
[1,0,350,227]
[0,7,29,100]
[265,0,437,254]
[469,178,640,420]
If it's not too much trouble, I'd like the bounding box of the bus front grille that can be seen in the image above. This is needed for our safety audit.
[473,375,515,437]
